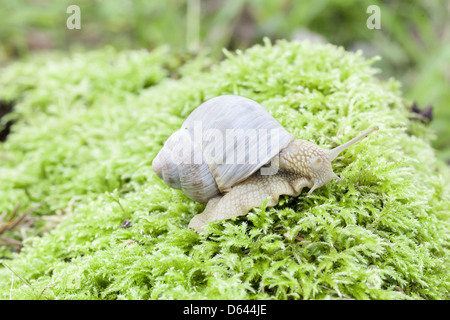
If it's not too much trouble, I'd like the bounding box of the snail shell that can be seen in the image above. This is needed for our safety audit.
[152,95,294,203]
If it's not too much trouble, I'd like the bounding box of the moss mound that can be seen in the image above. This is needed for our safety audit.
[0,40,449,299]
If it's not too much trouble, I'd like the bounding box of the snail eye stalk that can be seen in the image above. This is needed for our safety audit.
[327,127,379,161]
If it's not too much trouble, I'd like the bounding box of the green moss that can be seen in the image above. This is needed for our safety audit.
[0,39,449,300]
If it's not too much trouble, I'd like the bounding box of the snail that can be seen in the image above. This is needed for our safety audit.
[152,95,378,232]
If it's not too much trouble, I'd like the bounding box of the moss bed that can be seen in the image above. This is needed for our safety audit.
[0,40,449,299]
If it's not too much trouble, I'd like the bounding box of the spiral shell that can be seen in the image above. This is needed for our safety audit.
[152,95,294,203]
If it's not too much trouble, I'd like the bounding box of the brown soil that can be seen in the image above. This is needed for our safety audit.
[0,100,14,142]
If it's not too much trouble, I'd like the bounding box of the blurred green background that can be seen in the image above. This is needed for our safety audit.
[1,0,449,161]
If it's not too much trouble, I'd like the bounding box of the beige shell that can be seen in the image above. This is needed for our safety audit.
[152,95,294,203]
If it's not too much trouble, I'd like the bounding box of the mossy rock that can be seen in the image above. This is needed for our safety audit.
[0,40,449,300]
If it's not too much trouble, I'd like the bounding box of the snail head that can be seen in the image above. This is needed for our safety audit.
[280,127,379,195]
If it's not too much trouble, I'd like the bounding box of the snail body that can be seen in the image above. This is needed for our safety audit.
[152,95,378,232]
